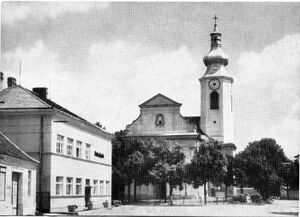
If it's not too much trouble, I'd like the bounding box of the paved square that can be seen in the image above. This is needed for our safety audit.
[78,200,299,216]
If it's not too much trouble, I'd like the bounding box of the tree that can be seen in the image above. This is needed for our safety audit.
[149,138,185,204]
[237,138,289,200]
[187,139,227,204]
[278,158,299,199]
[233,155,248,194]
[289,158,299,190]
[112,131,150,202]
[223,155,234,201]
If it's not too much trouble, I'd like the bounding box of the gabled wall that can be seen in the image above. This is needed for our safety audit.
[126,106,197,135]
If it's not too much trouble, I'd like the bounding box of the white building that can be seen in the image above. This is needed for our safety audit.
[0,80,113,212]
[124,19,236,200]
[0,131,39,215]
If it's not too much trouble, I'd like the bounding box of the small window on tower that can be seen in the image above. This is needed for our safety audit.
[210,91,219,110]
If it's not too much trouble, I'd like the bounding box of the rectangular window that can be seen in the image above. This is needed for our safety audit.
[28,170,31,196]
[106,181,110,195]
[66,177,73,195]
[93,180,98,195]
[76,141,82,158]
[85,179,90,187]
[76,178,82,195]
[66,138,74,156]
[56,134,64,154]
[99,180,104,195]
[56,176,63,195]
[85,144,91,160]
[0,167,6,200]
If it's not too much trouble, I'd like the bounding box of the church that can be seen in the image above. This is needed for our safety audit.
[124,18,236,200]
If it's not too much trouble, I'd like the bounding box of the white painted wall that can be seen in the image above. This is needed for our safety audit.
[49,121,112,210]
[127,106,196,135]
[0,113,52,154]
[200,78,234,143]
[0,156,37,215]
[51,121,111,165]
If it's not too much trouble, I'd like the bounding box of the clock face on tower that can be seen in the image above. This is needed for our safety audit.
[208,78,220,90]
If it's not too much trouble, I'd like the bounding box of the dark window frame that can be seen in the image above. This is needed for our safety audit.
[210,91,219,110]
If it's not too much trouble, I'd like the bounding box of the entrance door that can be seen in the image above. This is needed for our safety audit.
[12,173,19,215]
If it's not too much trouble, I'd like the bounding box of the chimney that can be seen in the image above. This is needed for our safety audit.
[7,77,16,88]
[0,72,3,91]
[32,87,48,99]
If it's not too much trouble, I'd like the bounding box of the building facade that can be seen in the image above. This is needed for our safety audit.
[0,131,39,215]
[0,83,113,212]
[124,19,236,200]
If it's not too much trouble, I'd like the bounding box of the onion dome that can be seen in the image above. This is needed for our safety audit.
[203,16,229,67]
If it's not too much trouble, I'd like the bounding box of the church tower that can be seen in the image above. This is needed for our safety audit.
[200,16,234,144]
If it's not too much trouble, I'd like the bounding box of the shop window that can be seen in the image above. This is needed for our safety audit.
[66,177,73,195]
[93,180,98,195]
[67,138,74,156]
[76,178,82,195]
[99,180,104,195]
[85,144,91,160]
[56,134,64,154]
[56,176,63,195]
[106,181,110,195]
[76,141,82,158]
[28,170,32,196]
[0,167,6,200]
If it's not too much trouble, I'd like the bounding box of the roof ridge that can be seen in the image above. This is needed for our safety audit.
[139,93,182,107]
[0,131,39,163]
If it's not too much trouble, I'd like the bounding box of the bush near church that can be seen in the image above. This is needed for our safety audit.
[251,193,263,204]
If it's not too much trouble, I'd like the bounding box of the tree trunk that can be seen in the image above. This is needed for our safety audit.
[169,185,173,205]
[204,182,207,205]
[133,180,137,202]
[241,184,244,194]
[127,180,131,203]
[225,185,228,202]
[164,182,167,203]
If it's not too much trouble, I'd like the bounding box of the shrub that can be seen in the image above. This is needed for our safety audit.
[232,194,247,203]
[251,193,263,203]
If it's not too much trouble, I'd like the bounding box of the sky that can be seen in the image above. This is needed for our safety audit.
[1,2,300,159]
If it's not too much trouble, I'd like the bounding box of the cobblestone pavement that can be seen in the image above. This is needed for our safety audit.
[77,199,299,216]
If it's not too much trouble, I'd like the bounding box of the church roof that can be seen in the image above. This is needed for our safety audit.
[200,65,234,82]
[0,131,39,163]
[139,93,182,108]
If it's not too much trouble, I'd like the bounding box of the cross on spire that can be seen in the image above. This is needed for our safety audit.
[213,15,218,32]
[214,15,218,24]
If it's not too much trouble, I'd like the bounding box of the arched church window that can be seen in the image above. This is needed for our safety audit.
[210,91,219,110]
[155,114,164,126]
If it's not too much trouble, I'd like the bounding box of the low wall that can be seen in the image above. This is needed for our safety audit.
[233,187,257,195]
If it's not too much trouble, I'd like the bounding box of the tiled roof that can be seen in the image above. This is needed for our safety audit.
[0,85,113,137]
[0,85,49,109]
[0,131,39,163]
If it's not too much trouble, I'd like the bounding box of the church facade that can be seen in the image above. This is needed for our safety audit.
[124,19,236,200]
